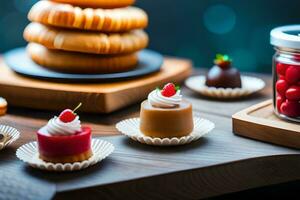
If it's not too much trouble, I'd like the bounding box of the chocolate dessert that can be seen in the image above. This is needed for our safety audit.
[205,54,242,88]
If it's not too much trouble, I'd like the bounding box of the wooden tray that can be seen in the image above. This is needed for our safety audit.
[233,100,300,149]
[0,57,192,113]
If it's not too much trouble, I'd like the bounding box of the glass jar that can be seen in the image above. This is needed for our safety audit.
[271,25,300,122]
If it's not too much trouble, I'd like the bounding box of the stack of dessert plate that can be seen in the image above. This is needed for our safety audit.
[4,0,163,82]
[25,0,149,74]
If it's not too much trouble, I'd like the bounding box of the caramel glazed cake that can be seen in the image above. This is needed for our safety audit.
[23,0,149,74]
[140,83,194,138]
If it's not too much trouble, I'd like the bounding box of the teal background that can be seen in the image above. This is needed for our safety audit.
[1,0,300,73]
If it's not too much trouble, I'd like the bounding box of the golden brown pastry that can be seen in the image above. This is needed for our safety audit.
[24,23,149,54]
[51,0,135,8]
[27,43,138,74]
[28,1,148,32]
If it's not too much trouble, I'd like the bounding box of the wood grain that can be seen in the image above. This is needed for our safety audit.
[233,100,300,149]
[0,67,299,200]
[0,57,192,113]
[53,154,300,200]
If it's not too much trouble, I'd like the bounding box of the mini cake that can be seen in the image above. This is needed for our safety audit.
[37,104,92,163]
[205,54,242,88]
[140,83,194,138]
[0,97,7,116]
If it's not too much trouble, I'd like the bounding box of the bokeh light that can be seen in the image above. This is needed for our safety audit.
[203,4,236,34]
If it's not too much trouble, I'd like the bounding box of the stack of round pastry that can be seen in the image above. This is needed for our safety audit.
[23,0,149,74]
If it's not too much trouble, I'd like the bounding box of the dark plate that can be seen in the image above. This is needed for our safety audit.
[3,48,163,83]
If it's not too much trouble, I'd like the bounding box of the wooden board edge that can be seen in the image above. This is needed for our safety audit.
[232,100,300,132]
[0,57,193,113]
[0,57,193,94]
[233,119,300,149]
[232,100,300,149]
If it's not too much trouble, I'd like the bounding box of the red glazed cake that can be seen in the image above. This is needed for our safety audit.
[37,104,92,163]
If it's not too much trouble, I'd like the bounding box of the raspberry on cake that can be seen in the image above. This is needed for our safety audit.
[37,103,93,163]
[140,83,194,138]
[160,83,178,97]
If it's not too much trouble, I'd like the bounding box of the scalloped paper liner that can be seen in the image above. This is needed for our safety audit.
[16,139,114,171]
[116,117,215,146]
[0,125,20,151]
[185,75,265,99]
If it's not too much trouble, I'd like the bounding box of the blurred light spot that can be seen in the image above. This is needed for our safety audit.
[230,49,257,71]
[203,4,236,34]
[13,0,37,14]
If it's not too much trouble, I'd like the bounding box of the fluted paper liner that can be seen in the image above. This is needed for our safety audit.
[116,117,215,146]
[185,75,265,99]
[0,125,20,150]
[16,139,114,171]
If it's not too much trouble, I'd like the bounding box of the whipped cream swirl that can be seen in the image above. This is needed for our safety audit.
[148,89,182,108]
[46,116,82,136]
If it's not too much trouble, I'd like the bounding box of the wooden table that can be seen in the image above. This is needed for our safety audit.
[0,71,299,200]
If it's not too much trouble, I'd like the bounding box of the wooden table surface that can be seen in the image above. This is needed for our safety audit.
[0,71,300,200]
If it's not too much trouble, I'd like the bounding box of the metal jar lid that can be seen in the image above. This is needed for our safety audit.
[270,25,300,50]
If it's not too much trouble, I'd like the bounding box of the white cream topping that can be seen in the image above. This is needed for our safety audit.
[148,89,182,108]
[46,116,81,136]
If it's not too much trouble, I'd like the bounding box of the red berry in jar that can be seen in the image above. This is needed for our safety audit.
[276,95,285,113]
[280,100,300,118]
[285,66,300,85]
[286,85,300,101]
[278,75,285,80]
[276,78,289,97]
[276,62,289,76]
[294,54,300,62]
[271,25,300,121]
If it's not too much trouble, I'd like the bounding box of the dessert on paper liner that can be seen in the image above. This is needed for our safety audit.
[116,83,215,146]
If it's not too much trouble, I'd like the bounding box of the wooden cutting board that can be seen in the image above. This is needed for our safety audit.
[232,100,300,149]
[0,57,192,113]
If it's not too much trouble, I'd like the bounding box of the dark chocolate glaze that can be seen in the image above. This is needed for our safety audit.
[205,65,242,88]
